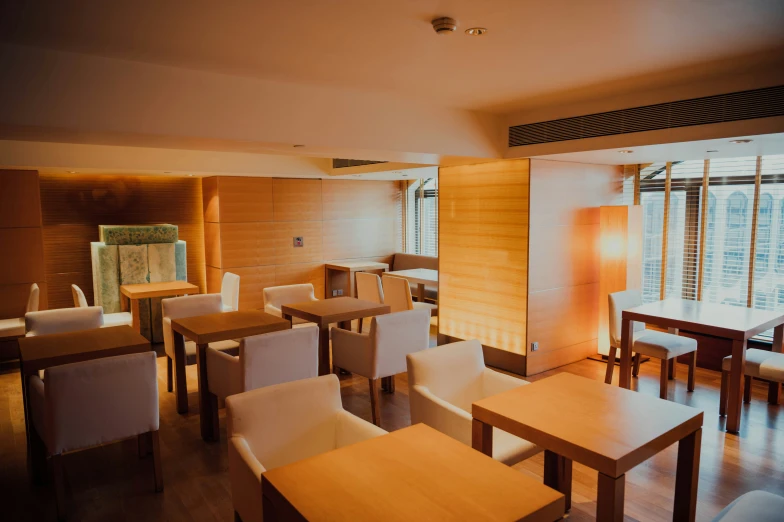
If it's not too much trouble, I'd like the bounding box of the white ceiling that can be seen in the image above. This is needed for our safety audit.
[1,0,782,114]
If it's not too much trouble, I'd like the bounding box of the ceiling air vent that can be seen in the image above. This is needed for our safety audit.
[508,85,784,148]
[332,159,388,169]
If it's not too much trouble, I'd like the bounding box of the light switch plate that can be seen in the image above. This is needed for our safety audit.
[293,236,304,247]
[531,342,539,352]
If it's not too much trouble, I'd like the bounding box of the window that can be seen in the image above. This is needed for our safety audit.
[722,191,748,286]
[755,194,773,273]
[405,178,438,256]
[777,198,784,273]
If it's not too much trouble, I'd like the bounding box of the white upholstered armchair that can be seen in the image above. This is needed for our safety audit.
[0,283,39,339]
[25,306,104,337]
[262,283,318,326]
[221,272,241,312]
[71,284,132,327]
[406,339,540,465]
[226,374,386,522]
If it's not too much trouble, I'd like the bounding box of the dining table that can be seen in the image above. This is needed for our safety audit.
[120,280,199,333]
[386,268,438,302]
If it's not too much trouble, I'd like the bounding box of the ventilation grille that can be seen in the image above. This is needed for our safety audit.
[332,159,388,169]
[508,85,784,148]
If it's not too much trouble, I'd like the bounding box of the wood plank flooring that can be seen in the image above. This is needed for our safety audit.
[1,347,783,521]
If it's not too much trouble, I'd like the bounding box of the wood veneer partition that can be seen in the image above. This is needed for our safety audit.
[203,177,402,309]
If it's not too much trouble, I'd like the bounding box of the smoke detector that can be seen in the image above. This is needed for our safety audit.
[432,17,457,35]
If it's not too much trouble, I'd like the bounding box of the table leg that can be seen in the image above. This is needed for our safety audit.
[130,298,141,333]
[417,283,425,303]
[619,316,633,389]
[20,370,31,456]
[674,428,701,522]
[544,450,572,512]
[173,331,188,414]
[597,472,625,522]
[348,270,356,298]
[318,325,330,376]
[726,340,746,433]
[197,343,219,442]
[325,268,334,299]
[471,419,493,456]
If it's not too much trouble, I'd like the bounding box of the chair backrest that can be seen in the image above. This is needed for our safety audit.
[240,327,319,392]
[44,352,159,454]
[221,272,241,312]
[406,339,485,411]
[381,275,413,313]
[71,284,89,308]
[608,290,646,348]
[263,284,316,316]
[25,307,104,337]
[392,253,438,272]
[370,309,431,377]
[356,272,384,304]
[26,283,40,313]
[161,294,223,356]
[226,374,342,471]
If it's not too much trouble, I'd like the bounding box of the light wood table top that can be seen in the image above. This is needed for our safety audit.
[18,325,150,374]
[387,268,438,286]
[262,423,565,522]
[120,281,199,299]
[623,298,784,341]
[281,297,390,327]
[473,373,703,478]
[170,310,290,344]
[325,261,389,272]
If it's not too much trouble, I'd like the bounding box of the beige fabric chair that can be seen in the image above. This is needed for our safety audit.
[391,253,438,301]
[720,349,784,415]
[606,290,698,399]
[227,374,386,522]
[712,490,784,521]
[161,294,239,393]
[71,284,132,328]
[356,272,383,332]
[406,339,540,465]
[27,352,162,519]
[0,283,39,338]
[381,274,437,316]
[25,306,104,337]
[263,283,318,327]
[221,272,241,312]
[332,309,430,427]
[205,327,319,440]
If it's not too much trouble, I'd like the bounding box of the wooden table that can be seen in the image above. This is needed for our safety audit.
[262,423,565,522]
[387,268,438,302]
[281,297,390,376]
[325,261,389,298]
[472,373,703,522]
[617,298,784,433]
[170,310,290,421]
[18,326,150,461]
[120,281,200,333]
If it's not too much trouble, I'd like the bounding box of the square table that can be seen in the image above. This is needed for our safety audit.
[262,423,565,522]
[616,298,784,433]
[472,373,703,522]
[120,280,200,333]
[170,310,290,423]
[325,260,389,298]
[387,268,438,302]
[281,297,390,376]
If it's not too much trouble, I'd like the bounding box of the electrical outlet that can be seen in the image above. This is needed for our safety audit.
[293,236,304,247]
[332,290,339,297]
[531,342,539,352]
[337,289,343,296]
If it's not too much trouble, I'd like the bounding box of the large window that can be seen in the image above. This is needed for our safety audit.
[405,178,438,256]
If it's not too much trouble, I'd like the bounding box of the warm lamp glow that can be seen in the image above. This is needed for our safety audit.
[600,234,625,259]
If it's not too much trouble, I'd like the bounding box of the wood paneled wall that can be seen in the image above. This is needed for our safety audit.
[39,173,206,309]
[203,177,401,310]
[438,160,530,367]
[526,160,622,375]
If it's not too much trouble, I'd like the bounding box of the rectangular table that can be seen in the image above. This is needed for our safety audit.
[387,268,438,303]
[281,297,390,376]
[325,261,389,298]
[170,310,290,422]
[262,423,565,522]
[617,298,784,433]
[120,281,200,333]
[472,373,703,522]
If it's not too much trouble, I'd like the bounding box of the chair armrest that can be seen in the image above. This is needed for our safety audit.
[206,347,241,399]
[335,410,387,448]
[481,368,528,397]
[264,304,282,318]
[409,384,472,446]
[228,436,267,522]
[330,328,373,377]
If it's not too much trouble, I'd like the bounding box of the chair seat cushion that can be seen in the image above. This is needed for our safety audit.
[493,427,541,466]
[632,331,697,359]
[102,312,133,328]
[413,301,438,317]
[0,317,25,338]
[722,348,784,381]
[184,339,240,357]
[712,490,784,522]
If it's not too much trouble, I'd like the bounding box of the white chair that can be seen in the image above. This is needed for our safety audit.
[227,374,386,522]
[0,283,39,339]
[71,284,132,328]
[720,349,784,416]
[25,306,104,337]
[263,283,318,327]
[332,309,430,427]
[27,352,162,519]
[406,339,540,465]
[712,490,784,521]
[221,272,241,312]
[606,290,698,400]
[382,274,437,316]
[204,327,319,441]
[356,272,384,333]
[161,294,239,394]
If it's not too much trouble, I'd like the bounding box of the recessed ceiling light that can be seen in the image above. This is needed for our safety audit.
[163,171,172,174]
[465,27,487,36]
[188,174,194,177]
[293,144,305,148]
[67,171,76,173]
[402,174,408,177]
[707,150,719,153]
[729,139,753,144]
[618,150,634,154]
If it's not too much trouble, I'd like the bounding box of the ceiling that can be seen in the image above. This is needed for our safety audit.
[2,0,783,114]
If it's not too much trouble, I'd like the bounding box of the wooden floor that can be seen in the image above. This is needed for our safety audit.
[2,347,784,521]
